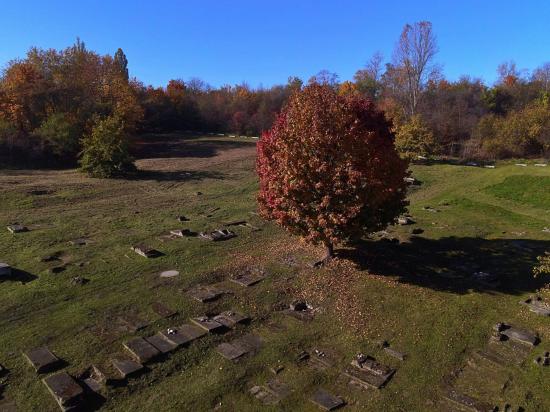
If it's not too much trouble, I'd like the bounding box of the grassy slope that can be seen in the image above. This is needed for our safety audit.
[0,136,548,411]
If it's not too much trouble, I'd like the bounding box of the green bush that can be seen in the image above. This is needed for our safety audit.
[33,113,80,158]
[79,115,135,178]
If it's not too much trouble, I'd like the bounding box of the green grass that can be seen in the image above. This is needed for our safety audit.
[0,135,549,411]
[485,175,550,209]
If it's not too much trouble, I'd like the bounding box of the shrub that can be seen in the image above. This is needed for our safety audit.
[32,113,80,159]
[257,83,409,261]
[533,252,550,277]
[79,115,135,178]
[394,115,436,159]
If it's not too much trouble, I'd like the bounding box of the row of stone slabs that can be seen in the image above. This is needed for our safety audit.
[22,311,254,410]
[440,322,542,411]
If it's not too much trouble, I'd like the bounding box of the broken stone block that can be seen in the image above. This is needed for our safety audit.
[151,302,177,318]
[0,262,11,277]
[230,269,266,287]
[284,300,316,321]
[187,285,225,302]
[123,337,160,363]
[79,365,109,392]
[145,333,178,354]
[42,372,84,411]
[160,270,179,278]
[170,229,196,238]
[199,229,236,241]
[310,388,345,411]
[308,348,337,371]
[111,358,144,379]
[190,316,225,333]
[520,296,550,317]
[131,244,161,258]
[23,347,61,373]
[160,324,207,346]
[213,311,249,328]
[7,224,27,234]
[500,325,539,346]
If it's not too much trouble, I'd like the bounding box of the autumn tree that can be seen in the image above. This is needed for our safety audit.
[257,84,409,264]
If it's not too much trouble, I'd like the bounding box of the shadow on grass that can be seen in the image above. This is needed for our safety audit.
[130,169,225,182]
[0,268,38,284]
[339,236,549,295]
[132,133,256,160]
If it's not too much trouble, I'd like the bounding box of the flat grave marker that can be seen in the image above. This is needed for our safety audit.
[145,333,178,354]
[190,316,225,333]
[187,285,225,303]
[160,324,207,346]
[23,347,61,373]
[42,372,84,411]
[310,388,345,411]
[123,337,160,363]
[151,302,177,318]
[111,358,144,379]
[213,311,249,328]
[230,269,266,287]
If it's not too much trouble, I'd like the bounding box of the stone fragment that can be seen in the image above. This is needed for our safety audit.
[123,337,160,363]
[42,372,84,411]
[190,316,225,333]
[160,324,207,346]
[0,262,11,277]
[79,365,109,392]
[23,347,61,373]
[199,229,236,241]
[310,388,345,411]
[187,285,225,302]
[213,311,250,328]
[131,244,161,258]
[7,224,27,234]
[151,302,177,318]
[145,333,178,354]
[535,163,548,167]
[111,358,144,378]
[160,270,179,278]
[230,269,266,287]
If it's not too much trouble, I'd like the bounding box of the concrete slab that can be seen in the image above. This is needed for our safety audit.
[42,372,84,411]
[111,358,144,379]
[145,333,178,354]
[213,311,249,328]
[160,324,207,346]
[123,337,160,363]
[190,316,225,333]
[310,388,345,411]
[23,347,60,373]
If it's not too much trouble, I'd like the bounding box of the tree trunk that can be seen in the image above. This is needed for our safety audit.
[312,242,334,268]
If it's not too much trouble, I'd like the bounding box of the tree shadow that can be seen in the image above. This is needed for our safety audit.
[129,169,225,182]
[0,268,38,284]
[339,236,549,295]
[132,133,256,160]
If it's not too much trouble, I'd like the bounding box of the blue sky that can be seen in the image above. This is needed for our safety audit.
[2,1,549,88]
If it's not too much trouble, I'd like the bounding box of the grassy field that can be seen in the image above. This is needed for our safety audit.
[0,133,549,411]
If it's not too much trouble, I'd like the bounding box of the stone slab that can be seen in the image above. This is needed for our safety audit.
[501,326,539,346]
[160,270,179,278]
[310,388,345,411]
[442,387,495,412]
[170,229,195,237]
[199,229,236,241]
[384,347,407,361]
[112,358,144,378]
[42,372,84,411]
[187,286,224,302]
[145,333,178,354]
[151,302,177,318]
[232,334,262,354]
[123,337,160,363]
[344,356,395,390]
[160,324,207,346]
[230,270,266,287]
[23,347,60,373]
[308,349,338,371]
[213,311,249,328]
[190,316,225,333]
[216,342,248,360]
[521,297,550,317]
[250,385,280,405]
[0,262,11,276]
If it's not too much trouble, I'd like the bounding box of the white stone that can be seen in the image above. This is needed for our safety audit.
[160,270,179,278]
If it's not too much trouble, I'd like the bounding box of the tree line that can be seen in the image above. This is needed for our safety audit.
[1,22,549,176]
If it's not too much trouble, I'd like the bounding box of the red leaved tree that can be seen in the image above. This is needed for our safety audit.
[257,83,409,263]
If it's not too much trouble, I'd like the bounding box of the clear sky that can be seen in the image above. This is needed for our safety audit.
[2,0,549,88]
